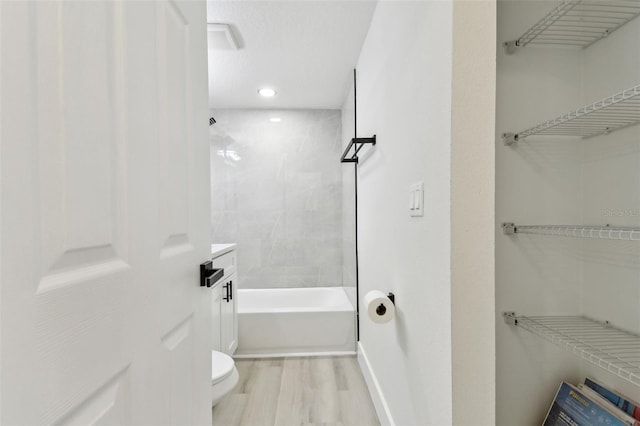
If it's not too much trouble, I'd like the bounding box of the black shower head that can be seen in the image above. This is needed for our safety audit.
[209,117,216,126]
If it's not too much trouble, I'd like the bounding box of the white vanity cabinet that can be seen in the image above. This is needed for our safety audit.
[211,244,238,356]
[211,281,222,352]
[219,273,237,355]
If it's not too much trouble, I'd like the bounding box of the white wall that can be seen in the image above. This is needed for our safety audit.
[346,2,454,424]
[496,2,584,423]
[577,1,640,403]
[496,1,640,424]
[349,2,497,424]
[451,1,496,424]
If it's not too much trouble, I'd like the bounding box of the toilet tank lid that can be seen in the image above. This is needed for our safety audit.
[212,351,235,383]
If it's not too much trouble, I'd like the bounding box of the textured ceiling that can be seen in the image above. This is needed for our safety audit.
[206,1,377,109]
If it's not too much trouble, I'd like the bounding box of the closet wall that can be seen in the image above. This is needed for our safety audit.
[496,1,640,424]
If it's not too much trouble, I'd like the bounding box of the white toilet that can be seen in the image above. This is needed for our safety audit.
[211,350,239,407]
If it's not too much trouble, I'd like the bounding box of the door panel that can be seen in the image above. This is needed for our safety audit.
[54,367,131,426]
[1,1,211,424]
[36,1,129,290]
[158,0,192,257]
[161,314,195,426]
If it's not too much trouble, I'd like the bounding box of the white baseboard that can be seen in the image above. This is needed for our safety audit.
[357,342,394,426]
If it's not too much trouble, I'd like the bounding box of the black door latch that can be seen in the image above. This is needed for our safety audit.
[200,261,224,288]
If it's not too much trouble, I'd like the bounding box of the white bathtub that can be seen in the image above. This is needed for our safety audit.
[235,287,356,358]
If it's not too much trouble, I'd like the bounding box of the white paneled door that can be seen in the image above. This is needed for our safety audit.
[1,1,211,424]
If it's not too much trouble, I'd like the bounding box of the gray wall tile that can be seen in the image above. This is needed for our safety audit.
[210,109,344,289]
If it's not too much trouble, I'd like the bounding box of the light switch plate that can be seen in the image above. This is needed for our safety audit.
[409,182,424,217]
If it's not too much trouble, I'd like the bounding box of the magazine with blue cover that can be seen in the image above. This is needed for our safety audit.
[543,382,629,426]
[585,378,640,421]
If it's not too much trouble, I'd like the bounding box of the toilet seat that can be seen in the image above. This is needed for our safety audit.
[211,350,235,385]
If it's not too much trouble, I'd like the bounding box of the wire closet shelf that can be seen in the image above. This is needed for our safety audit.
[503,313,640,386]
[501,223,640,240]
[502,84,640,145]
[504,0,640,53]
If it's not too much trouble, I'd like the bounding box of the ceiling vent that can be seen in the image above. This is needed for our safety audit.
[207,23,241,50]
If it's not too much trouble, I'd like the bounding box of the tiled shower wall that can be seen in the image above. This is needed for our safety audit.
[210,109,343,289]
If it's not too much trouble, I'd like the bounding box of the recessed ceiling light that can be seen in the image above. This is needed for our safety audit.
[269,117,281,123]
[258,88,277,98]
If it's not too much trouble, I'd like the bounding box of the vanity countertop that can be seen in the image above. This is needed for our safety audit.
[211,243,236,258]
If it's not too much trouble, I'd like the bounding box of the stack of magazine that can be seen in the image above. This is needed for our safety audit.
[544,378,640,426]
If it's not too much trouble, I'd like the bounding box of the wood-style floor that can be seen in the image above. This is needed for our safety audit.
[212,356,380,426]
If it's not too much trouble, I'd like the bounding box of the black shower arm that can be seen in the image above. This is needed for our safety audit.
[340,135,377,164]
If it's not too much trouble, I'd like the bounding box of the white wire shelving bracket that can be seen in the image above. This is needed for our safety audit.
[501,223,640,241]
[504,0,640,54]
[503,313,640,386]
[502,84,640,145]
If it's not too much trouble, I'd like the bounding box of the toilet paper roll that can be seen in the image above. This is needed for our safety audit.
[364,290,395,324]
